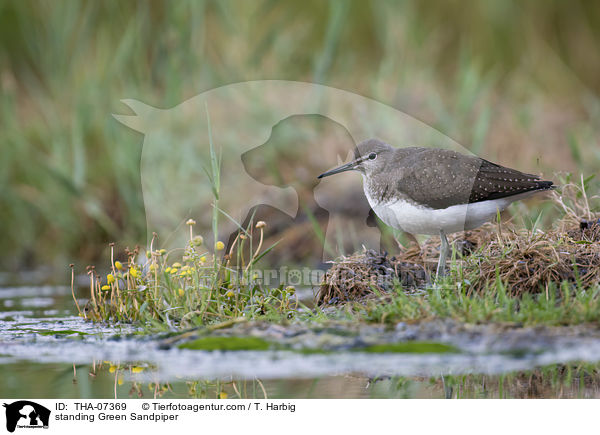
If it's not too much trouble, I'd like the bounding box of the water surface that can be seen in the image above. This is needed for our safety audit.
[2,277,600,399]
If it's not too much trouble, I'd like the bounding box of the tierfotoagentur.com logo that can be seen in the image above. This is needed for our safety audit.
[3,401,50,433]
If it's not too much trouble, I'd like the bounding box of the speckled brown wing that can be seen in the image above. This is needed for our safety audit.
[468,159,553,203]
[394,148,553,210]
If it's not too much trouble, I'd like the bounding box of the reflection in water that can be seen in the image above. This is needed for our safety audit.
[3,360,600,399]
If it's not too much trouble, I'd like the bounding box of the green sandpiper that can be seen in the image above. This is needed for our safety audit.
[317,139,554,278]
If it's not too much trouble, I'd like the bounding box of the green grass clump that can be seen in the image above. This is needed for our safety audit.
[74,220,299,328]
[347,278,600,327]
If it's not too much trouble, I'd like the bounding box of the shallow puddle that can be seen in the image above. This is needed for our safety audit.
[2,279,600,398]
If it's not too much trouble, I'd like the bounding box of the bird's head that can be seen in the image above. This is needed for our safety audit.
[317,139,393,179]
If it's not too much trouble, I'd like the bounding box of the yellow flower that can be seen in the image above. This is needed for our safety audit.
[118,376,124,385]
[131,366,144,373]
[115,261,123,271]
[101,285,110,291]
[107,274,116,284]
[109,365,117,373]
[165,267,172,273]
[149,264,157,272]
[172,262,182,268]
[226,290,235,298]
[219,391,228,399]
[178,288,185,297]
[129,267,138,278]
[200,256,207,263]
[170,268,178,274]
[215,241,225,251]
[159,249,167,255]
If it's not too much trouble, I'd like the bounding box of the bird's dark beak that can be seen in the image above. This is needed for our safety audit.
[317,160,359,179]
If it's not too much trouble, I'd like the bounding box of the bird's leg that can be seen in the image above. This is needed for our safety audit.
[436,229,449,278]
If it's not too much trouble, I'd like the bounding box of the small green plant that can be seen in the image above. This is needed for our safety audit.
[75,218,298,328]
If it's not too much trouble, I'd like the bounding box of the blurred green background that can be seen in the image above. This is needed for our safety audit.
[1,0,599,271]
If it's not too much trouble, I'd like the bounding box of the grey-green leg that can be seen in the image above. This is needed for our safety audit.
[436,229,449,278]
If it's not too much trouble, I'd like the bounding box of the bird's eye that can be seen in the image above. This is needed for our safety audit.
[368,152,377,160]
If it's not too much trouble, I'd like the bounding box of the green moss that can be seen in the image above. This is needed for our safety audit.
[11,328,89,336]
[361,341,459,354]
[178,336,271,351]
[294,348,332,355]
[40,329,89,336]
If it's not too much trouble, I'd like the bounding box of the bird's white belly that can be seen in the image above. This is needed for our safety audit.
[369,196,511,235]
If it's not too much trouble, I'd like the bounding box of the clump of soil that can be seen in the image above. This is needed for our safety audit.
[318,214,600,305]
[316,250,428,305]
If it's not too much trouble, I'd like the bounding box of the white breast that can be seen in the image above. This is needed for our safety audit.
[365,190,515,235]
